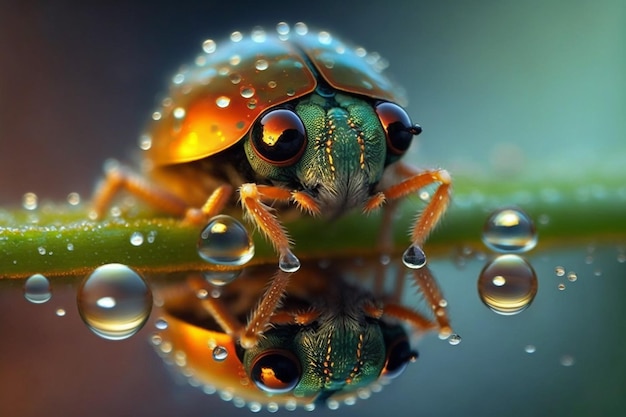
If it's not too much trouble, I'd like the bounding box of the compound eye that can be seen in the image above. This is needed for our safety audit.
[375,102,421,155]
[250,109,307,167]
[381,338,417,379]
[250,350,301,393]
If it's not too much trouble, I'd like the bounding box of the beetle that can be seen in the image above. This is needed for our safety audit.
[156,258,452,410]
[91,22,452,347]
[92,22,451,265]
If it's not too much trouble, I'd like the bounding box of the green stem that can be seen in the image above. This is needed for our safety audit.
[1,177,624,279]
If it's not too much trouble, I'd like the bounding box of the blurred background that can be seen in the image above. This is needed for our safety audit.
[0,1,625,417]
[0,0,624,205]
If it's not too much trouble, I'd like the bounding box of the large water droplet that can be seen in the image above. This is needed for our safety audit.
[212,346,228,361]
[478,254,538,315]
[23,274,52,304]
[482,207,537,253]
[197,215,254,266]
[77,263,153,340]
[279,250,301,272]
[402,245,427,269]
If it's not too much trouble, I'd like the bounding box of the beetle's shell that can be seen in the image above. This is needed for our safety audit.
[143,23,407,167]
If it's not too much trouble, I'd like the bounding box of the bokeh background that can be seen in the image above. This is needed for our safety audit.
[1,0,624,205]
[0,1,625,417]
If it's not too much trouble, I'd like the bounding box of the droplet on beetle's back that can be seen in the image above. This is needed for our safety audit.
[77,263,153,340]
[478,254,538,315]
[197,215,254,266]
[482,207,537,253]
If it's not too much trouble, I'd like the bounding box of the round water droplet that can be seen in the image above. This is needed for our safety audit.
[129,231,144,246]
[77,263,152,340]
[22,192,38,210]
[524,344,536,353]
[67,192,81,206]
[402,245,427,269]
[23,274,52,304]
[197,215,254,266]
[482,207,537,253]
[478,254,538,315]
[554,266,565,277]
[216,96,231,108]
[204,269,242,286]
[560,355,575,367]
[567,271,577,282]
[448,334,462,345]
[155,318,168,330]
[279,250,301,272]
[56,308,66,317]
[212,346,228,361]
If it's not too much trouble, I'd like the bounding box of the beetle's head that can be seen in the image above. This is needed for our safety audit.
[241,309,416,404]
[243,93,421,218]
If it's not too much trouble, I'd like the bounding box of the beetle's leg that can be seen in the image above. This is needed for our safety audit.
[240,268,295,348]
[91,163,233,224]
[382,303,439,332]
[410,267,452,337]
[239,183,301,272]
[91,164,188,218]
[187,276,244,336]
[365,164,452,268]
[255,184,321,216]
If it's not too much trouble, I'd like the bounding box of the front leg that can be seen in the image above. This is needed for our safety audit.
[365,163,452,268]
[239,183,318,273]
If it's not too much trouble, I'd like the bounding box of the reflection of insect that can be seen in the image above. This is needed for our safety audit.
[156,259,452,410]
[91,22,451,272]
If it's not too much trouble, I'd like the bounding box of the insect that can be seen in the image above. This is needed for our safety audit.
[91,21,452,274]
[155,258,452,410]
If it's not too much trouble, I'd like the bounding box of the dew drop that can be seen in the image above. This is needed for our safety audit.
[477,254,538,315]
[212,346,228,361]
[173,107,186,119]
[279,250,301,273]
[402,245,427,269]
[67,192,81,206]
[567,271,578,282]
[276,22,290,36]
[294,22,308,35]
[77,263,152,340]
[482,207,537,253]
[555,266,566,277]
[23,274,52,304]
[216,96,231,108]
[255,59,269,71]
[155,318,168,330]
[22,192,38,210]
[448,334,462,345]
[240,86,255,98]
[129,231,144,246]
[560,355,575,367]
[558,283,566,291]
[202,39,216,54]
[204,269,242,286]
[66,243,74,251]
[56,308,66,317]
[197,215,254,266]
[37,246,46,255]
[524,344,536,353]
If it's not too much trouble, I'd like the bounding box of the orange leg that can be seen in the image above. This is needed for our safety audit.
[187,276,243,336]
[239,183,313,272]
[365,163,452,268]
[91,163,233,225]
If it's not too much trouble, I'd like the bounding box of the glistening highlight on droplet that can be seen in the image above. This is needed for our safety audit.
[477,254,538,315]
[77,263,153,340]
[197,215,254,266]
[482,207,537,253]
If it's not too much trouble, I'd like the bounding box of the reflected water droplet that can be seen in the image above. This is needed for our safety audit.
[155,318,168,330]
[482,207,537,253]
[212,346,228,361]
[555,266,566,277]
[77,263,153,340]
[56,308,66,317]
[524,344,536,353]
[130,231,144,246]
[23,274,52,304]
[204,269,242,286]
[279,250,301,272]
[560,355,575,367]
[478,254,538,315]
[567,271,578,282]
[22,192,38,210]
[197,215,254,266]
[402,245,427,269]
[448,334,462,345]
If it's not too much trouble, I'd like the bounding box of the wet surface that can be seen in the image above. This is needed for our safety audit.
[1,244,624,416]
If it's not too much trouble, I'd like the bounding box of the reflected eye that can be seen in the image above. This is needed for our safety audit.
[381,338,417,379]
[250,349,301,393]
[250,109,307,167]
[375,102,421,155]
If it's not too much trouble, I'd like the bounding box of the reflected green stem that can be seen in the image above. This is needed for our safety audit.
[1,177,624,279]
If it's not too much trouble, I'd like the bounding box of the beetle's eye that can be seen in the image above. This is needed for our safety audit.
[381,338,417,379]
[375,102,421,155]
[250,349,301,393]
[250,109,307,167]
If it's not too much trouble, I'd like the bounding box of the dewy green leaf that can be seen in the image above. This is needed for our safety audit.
[1,176,625,279]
